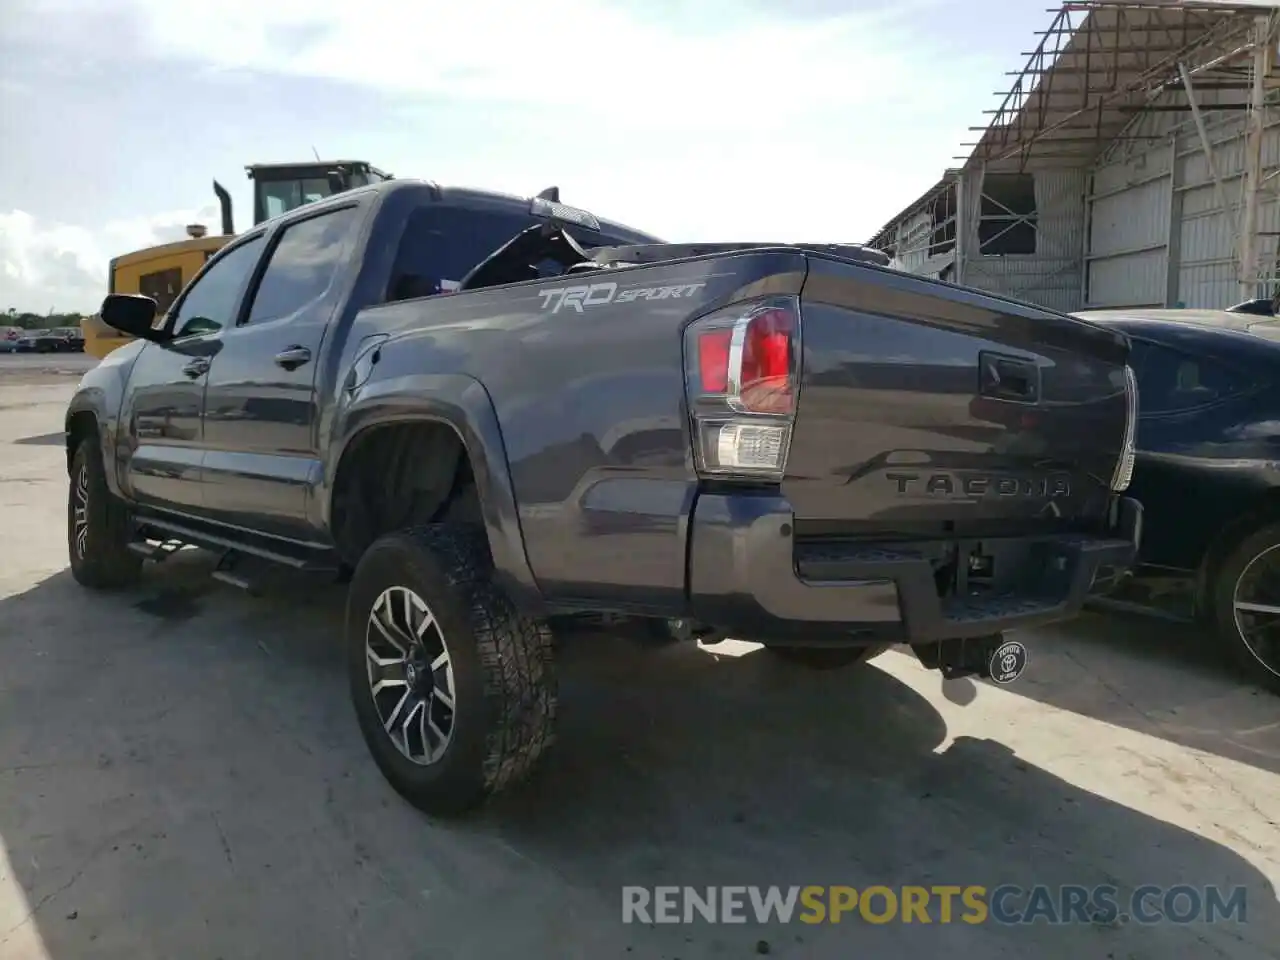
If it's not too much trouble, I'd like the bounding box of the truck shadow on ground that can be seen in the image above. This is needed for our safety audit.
[1006,609,1280,779]
[11,432,64,447]
[0,557,1275,959]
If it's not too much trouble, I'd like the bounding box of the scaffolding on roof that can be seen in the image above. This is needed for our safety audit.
[967,0,1280,172]
[870,0,1280,302]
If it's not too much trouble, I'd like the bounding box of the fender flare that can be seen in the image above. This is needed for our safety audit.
[65,389,125,500]
[324,372,544,614]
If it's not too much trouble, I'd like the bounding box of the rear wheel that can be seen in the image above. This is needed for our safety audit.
[346,524,557,816]
[1212,523,1280,693]
[68,437,142,589]
[763,643,890,670]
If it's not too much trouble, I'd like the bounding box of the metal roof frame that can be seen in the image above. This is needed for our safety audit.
[870,1,1280,252]
[866,171,959,249]
[965,0,1280,171]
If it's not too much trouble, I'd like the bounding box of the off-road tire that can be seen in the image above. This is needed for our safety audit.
[1211,523,1280,694]
[68,437,142,589]
[763,643,891,670]
[346,524,557,817]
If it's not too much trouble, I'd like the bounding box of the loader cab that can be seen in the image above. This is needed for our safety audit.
[248,160,392,225]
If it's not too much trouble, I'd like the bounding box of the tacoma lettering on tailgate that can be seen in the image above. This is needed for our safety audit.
[887,472,1071,499]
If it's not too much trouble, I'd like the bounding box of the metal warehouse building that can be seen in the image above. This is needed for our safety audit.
[868,0,1280,311]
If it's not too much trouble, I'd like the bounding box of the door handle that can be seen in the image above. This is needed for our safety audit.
[274,346,312,371]
[979,352,1039,403]
[183,357,211,379]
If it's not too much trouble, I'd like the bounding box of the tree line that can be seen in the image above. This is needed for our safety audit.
[2,309,85,330]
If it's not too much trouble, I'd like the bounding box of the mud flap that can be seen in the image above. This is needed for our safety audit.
[911,634,1029,684]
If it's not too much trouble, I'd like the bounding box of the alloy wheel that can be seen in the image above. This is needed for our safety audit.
[365,585,457,765]
[1231,543,1280,680]
[72,464,89,559]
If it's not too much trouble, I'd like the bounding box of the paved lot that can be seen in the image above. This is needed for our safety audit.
[0,373,1277,960]
[0,354,96,381]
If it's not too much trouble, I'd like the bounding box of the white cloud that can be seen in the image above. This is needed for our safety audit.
[2,0,999,311]
[127,0,954,119]
[0,206,221,314]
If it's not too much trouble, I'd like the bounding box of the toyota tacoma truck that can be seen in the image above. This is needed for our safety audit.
[66,178,1142,816]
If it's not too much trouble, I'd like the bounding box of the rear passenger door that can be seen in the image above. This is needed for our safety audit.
[199,203,363,544]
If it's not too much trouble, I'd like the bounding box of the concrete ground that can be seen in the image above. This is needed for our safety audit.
[0,354,96,380]
[0,372,1277,960]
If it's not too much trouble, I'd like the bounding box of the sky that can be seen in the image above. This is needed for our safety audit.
[0,0,1049,314]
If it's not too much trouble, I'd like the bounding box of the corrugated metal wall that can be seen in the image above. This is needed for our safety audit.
[891,211,934,273]
[873,169,1086,311]
[1086,137,1173,307]
[881,205,957,279]
[1176,112,1280,307]
[960,169,1087,313]
[875,99,1280,312]
[1084,96,1280,309]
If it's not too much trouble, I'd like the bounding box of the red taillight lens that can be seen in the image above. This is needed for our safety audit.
[697,329,732,393]
[739,308,794,415]
[683,295,801,480]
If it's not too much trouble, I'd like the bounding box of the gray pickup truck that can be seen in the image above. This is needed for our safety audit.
[67,179,1141,816]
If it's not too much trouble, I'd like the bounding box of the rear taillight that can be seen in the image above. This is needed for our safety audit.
[684,296,800,479]
[1110,364,1138,491]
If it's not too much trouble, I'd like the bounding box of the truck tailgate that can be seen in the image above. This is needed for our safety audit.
[784,258,1131,537]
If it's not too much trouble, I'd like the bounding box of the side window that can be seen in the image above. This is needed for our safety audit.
[1128,339,1245,415]
[245,207,359,325]
[170,237,264,337]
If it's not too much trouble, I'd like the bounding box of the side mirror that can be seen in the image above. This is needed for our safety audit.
[99,294,166,341]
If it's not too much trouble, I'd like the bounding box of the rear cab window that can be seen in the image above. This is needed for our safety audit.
[385,204,658,303]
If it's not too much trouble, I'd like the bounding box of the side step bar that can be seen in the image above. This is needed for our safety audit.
[211,563,255,592]
[132,514,339,571]
[126,539,184,561]
[128,515,341,594]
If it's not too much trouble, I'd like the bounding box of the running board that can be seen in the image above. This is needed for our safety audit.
[126,538,184,561]
[211,567,255,591]
[134,515,320,570]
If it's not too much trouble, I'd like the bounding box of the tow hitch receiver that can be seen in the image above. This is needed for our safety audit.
[912,634,1029,684]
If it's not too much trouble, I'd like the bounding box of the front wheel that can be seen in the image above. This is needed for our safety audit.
[68,437,142,589]
[763,643,891,670]
[1212,523,1280,693]
[346,525,557,817]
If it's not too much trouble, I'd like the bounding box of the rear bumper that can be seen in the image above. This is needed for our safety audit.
[687,493,1142,645]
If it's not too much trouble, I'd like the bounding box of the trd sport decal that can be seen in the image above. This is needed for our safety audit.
[537,281,706,314]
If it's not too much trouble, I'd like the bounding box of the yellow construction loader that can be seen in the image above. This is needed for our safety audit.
[82,160,392,358]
